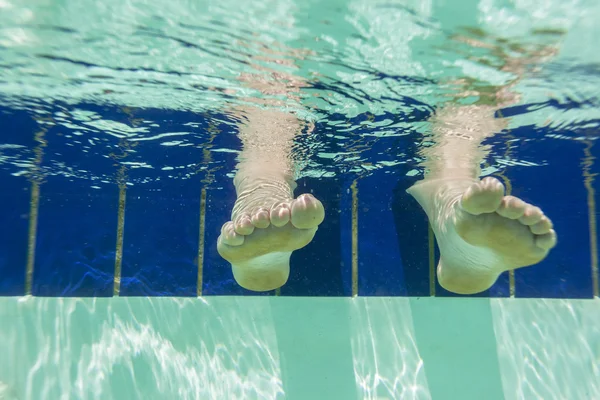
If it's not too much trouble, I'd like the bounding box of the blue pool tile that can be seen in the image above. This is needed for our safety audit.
[284,177,345,296]
[358,171,407,296]
[0,108,38,296]
[512,139,593,298]
[32,177,117,297]
[392,175,431,297]
[119,180,200,296]
[339,179,353,297]
[0,174,30,296]
[25,110,120,296]
[489,272,511,297]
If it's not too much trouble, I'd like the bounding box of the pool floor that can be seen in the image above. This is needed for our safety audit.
[0,296,598,399]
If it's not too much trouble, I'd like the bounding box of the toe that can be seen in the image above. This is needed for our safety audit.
[251,207,271,229]
[234,214,255,235]
[518,206,544,226]
[480,176,504,191]
[535,229,557,250]
[221,222,245,246]
[530,216,553,235]
[291,193,325,229]
[496,196,527,219]
[460,177,504,215]
[270,202,291,227]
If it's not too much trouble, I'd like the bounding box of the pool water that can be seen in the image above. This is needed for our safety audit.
[0,297,599,399]
[0,0,599,398]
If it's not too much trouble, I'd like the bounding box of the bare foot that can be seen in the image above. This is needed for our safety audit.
[218,191,325,292]
[408,176,557,294]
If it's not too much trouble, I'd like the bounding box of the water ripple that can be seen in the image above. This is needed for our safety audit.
[0,297,284,400]
[491,298,600,399]
[0,0,598,184]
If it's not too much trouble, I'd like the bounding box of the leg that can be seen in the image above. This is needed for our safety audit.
[408,48,558,295]
[215,37,327,292]
[217,106,324,292]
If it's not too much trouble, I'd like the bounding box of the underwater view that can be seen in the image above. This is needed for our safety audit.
[0,0,599,399]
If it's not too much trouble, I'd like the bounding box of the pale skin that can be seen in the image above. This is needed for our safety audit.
[217,53,326,291]
[217,39,557,294]
[217,105,325,291]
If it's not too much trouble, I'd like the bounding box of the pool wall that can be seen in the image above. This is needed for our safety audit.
[1,105,598,299]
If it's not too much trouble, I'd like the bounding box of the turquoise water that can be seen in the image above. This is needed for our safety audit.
[1,0,599,180]
[0,297,599,399]
[1,0,600,398]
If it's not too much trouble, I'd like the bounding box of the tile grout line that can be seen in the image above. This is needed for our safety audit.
[582,140,599,298]
[112,108,139,297]
[501,168,516,298]
[197,188,207,297]
[428,223,435,296]
[110,107,142,297]
[351,180,359,297]
[500,165,515,298]
[113,185,126,296]
[508,270,516,298]
[197,118,220,296]
[25,182,40,296]
[25,124,48,296]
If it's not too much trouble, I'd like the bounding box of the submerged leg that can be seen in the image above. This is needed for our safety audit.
[408,171,556,294]
[217,107,324,291]
[409,81,557,294]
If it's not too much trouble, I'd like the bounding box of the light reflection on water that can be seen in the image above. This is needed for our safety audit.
[491,298,600,400]
[0,297,284,400]
[0,0,599,185]
[1,297,599,399]
[350,298,429,400]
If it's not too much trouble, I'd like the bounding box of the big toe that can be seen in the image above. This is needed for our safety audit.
[460,177,505,215]
[291,194,325,229]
